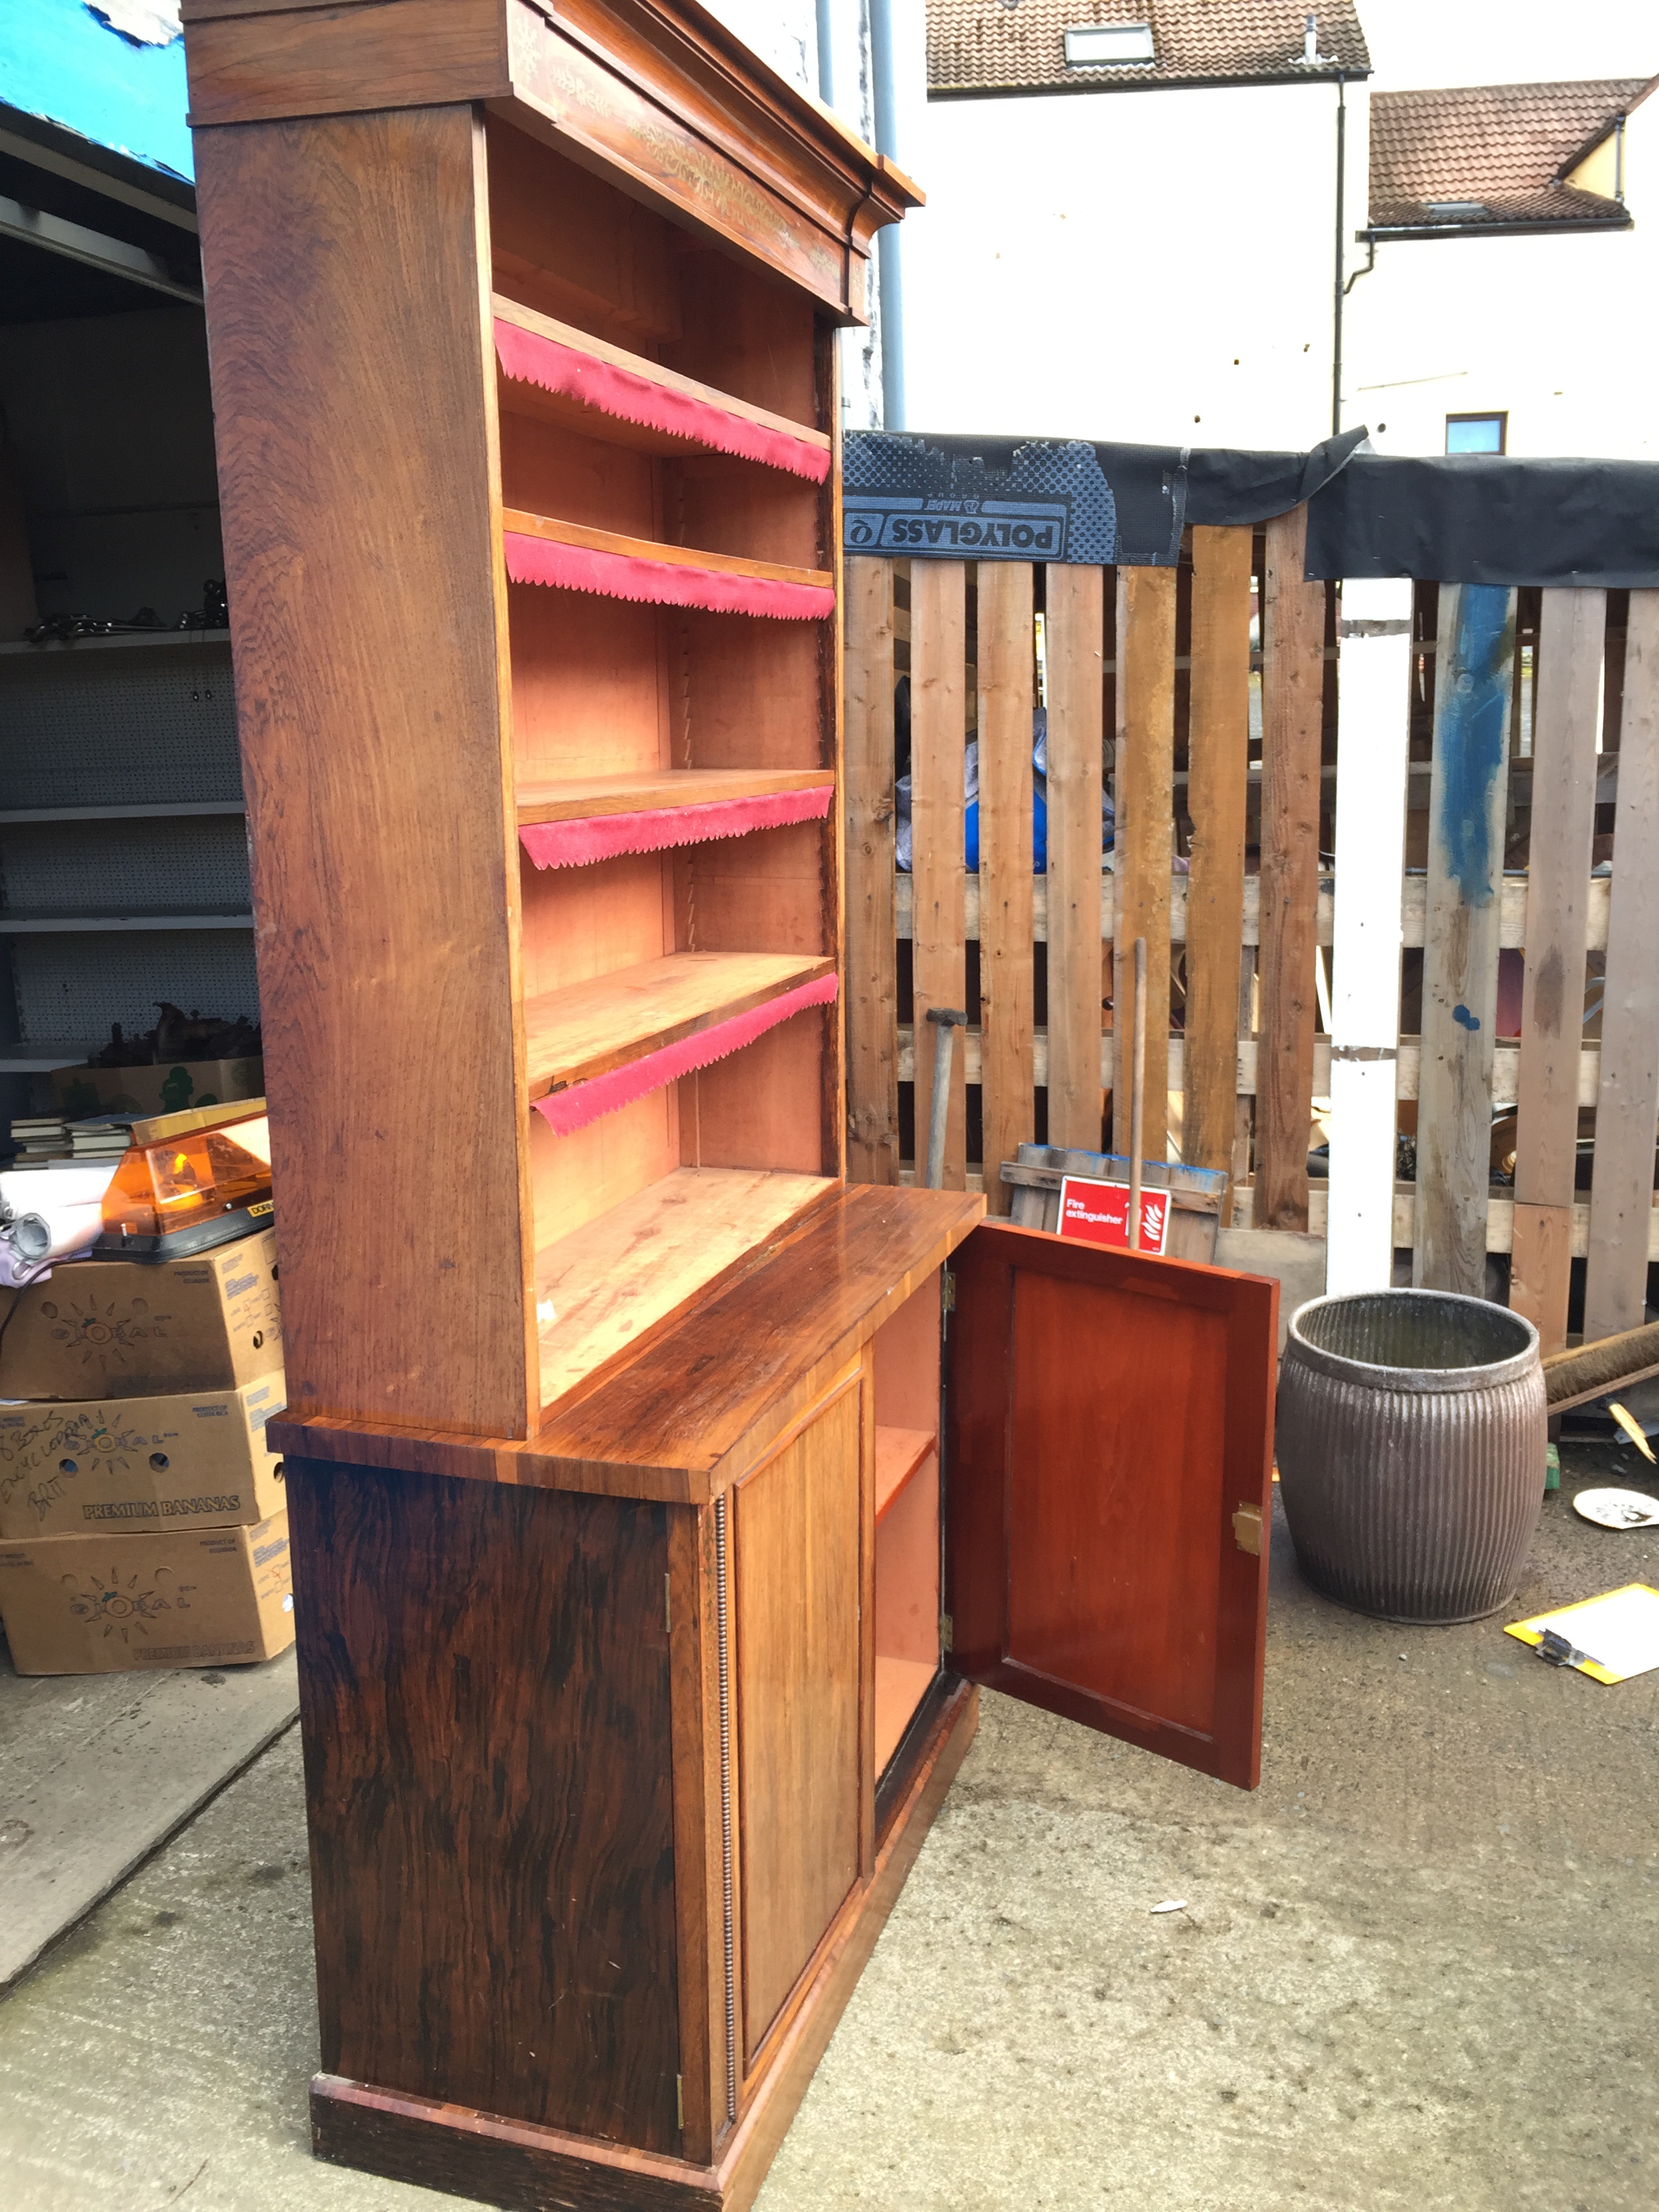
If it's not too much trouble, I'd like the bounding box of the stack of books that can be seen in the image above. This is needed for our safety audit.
[7,1116,68,1164]
[66,1118,136,1164]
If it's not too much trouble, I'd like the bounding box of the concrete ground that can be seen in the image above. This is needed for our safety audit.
[0,1443,1654,2212]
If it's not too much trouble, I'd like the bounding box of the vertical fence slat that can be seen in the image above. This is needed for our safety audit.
[1584,588,1659,1338]
[1114,565,1176,1163]
[1046,563,1107,1151]
[1326,576,1412,1293]
[977,561,1036,1214]
[911,560,968,1189]
[1256,503,1324,1229]
[1414,583,1515,1295]
[1184,525,1252,1187]
[1511,588,1605,1349]
[844,556,898,1183]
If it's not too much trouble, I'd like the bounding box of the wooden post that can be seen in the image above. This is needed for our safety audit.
[1184,525,1252,1191]
[1414,584,1516,1296]
[844,557,899,1183]
[1045,565,1107,1151]
[1114,566,1176,1164]
[909,561,968,1189]
[1511,589,1605,1348]
[1255,504,1325,1231]
[1584,590,1659,1339]
[977,562,1036,1214]
[1326,576,1412,1295]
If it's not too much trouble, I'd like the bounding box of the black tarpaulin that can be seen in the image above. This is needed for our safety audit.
[844,430,1659,587]
[1303,452,1659,588]
[842,429,1366,567]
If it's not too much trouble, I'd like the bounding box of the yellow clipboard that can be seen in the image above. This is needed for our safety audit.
[1505,1583,1659,1684]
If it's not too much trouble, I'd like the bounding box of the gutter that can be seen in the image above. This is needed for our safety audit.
[1361,215,1633,243]
[929,68,1372,100]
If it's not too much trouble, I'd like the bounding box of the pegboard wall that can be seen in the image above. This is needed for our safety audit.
[0,816,251,914]
[0,640,239,808]
[9,931,260,1048]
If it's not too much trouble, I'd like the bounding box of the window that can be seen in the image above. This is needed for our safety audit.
[1425,200,1488,220]
[1064,24,1155,67]
[1446,413,1507,455]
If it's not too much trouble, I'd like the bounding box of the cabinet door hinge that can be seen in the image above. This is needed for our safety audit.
[676,2074,684,2130]
[940,1612,954,1650]
[1231,1504,1263,1556]
[664,1574,672,1633]
[941,1269,956,1314]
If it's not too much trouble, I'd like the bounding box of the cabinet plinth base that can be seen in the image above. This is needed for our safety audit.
[309,1679,978,2212]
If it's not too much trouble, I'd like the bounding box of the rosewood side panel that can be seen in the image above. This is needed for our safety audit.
[194,105,533,1439]
[289,1459,682,2152]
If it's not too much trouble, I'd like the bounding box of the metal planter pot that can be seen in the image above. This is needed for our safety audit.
[1276,1289,1547,1625]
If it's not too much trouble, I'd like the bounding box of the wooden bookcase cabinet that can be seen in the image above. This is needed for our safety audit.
[185,0,917,1448]
[183,5,1279,2208]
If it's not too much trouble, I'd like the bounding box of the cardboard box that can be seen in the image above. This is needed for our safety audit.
[0,1374,287,1539]
[0,1511,294,1675]
[51,1059,264,1122]
[0,1227,281,1399]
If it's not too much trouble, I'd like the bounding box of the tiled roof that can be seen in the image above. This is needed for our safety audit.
[928,0,1369,98]
[1370,79,1655,232]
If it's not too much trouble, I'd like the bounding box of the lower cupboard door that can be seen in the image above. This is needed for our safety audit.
[732,1369,863,2066]
[945,1221,1278,1788]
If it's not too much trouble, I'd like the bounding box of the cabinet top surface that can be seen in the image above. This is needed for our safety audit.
[271,1184,984,1500]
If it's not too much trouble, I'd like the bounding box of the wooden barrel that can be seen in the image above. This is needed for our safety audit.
[1275,1289,1547,1624]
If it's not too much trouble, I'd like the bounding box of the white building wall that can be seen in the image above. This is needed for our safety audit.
[904,77,1368,448]
[1343,100,1659,459]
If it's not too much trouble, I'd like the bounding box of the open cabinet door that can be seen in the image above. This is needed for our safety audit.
[946,1221,1279,1788]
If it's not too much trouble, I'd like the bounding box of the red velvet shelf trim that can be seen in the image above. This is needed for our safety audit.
[533,972,840,1138]
[505,531,834,622]
[520,785,834,870]
[494,319,831,484]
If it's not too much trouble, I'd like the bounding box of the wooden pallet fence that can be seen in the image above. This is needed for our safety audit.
[844,546,1659,1309]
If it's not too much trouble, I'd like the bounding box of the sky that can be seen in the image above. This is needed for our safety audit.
[1359,0,1656,91]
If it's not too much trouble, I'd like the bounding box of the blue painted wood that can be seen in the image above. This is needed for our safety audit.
[0,0,192,184]
[1414,584,1516,1295]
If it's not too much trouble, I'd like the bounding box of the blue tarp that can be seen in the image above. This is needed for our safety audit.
[0,0,192,182]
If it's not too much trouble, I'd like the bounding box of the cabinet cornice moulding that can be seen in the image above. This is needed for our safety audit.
[180,0,920,321]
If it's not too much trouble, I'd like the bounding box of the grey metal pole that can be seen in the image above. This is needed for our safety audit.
[924,1007,968,1189]
[869,0,906,429]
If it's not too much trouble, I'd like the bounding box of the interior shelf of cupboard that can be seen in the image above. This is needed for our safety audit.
[872,1279,943,1774]
[874,1426,936,1520]
[535,1164,835,1414]
[493,295,832,480]
[524,949,834,1105]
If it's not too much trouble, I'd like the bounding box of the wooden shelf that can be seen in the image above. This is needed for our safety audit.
[525,950,834,1103]
[503,509,833,596]
[493,295,830,474]
[536,1164,834,1412]
[516,768,832,828]
[874,1426,936,1521]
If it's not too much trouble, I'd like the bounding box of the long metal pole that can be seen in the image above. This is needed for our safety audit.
[1332,73,1347,436]
[869,0,906,430]
[1128,937,1147,1250]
